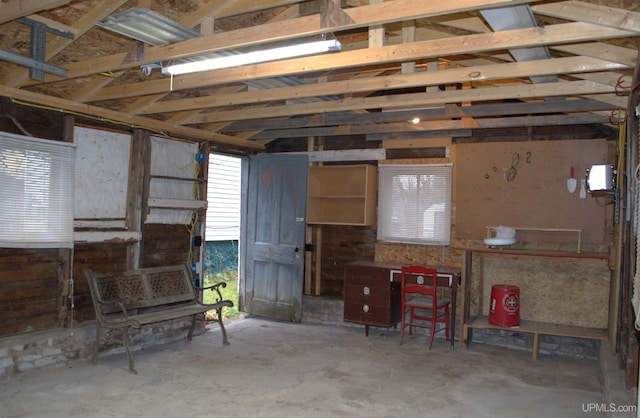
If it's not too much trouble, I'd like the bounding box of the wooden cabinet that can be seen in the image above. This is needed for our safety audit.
[343,261,401,335]
[307,165,377,226]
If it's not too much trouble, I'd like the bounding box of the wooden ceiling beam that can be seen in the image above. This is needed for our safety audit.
[26,0,537,84]
[139,0,537,61]
[551,43,637,67]
[0,85,263,150]
[0,0,70,24]
[222,99,618,132]
[532,1,640,33]
[133,56,627,115]
[88,21,633,102]
[249,113,611,139]
[189,0,304,25]
[182,80,617,124]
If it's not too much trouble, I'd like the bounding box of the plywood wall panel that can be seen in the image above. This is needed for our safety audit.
[481,256,610,328]
[456,139,609,244]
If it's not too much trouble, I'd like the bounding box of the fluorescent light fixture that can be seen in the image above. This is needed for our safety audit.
[163,39,341,76]
[97,8,200,45]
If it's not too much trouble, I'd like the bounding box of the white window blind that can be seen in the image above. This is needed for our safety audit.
[0,132,75,248]
[377,164,452,245]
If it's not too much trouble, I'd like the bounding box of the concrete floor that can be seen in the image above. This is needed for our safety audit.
[0,316,621,418]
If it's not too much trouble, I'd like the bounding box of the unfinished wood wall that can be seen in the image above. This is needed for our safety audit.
[143,224,193,267]
[0,249,62,335]
[0,100,197,338]
[318,226,376,296]
[71,243,130,323]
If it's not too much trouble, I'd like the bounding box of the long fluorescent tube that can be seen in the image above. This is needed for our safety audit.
[163,39,341,76]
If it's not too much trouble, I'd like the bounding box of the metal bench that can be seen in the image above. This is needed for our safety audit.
[85,264,233,374]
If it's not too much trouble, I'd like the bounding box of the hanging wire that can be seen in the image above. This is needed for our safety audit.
[633,115,640,329]
[615,75,640,96]
[185,143,206,280]
[69,248,75,336]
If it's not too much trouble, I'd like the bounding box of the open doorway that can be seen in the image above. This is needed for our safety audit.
[203,153,242,319]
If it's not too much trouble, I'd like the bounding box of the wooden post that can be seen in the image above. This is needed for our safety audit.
[127,130,148,270]
[304,137,314,295]
[460,250,472,348]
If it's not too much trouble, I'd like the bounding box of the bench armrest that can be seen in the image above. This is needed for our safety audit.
[194,281,227,303]
[193,282,234,311]
[95,296,143,328]
[99,295,133,317]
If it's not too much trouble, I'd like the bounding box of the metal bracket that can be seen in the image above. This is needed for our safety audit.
[0,17,75,80]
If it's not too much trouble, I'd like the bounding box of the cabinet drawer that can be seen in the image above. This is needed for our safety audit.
[344,283,389,305]
[344,301,391,326]
[345,267,391,286]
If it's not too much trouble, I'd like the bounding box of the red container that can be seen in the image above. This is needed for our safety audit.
[488,285,520,327]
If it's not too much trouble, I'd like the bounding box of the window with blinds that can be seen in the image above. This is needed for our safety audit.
[377,164,452,245]
[0,132,75,248]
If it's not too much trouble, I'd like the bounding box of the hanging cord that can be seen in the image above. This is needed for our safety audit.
[69,248,75,336]
[634,160,640,329]
[610,109,630,125]
[186,144,205,274]
[615,75,640,96]
[633,116,640,330]
[0,114,33,136]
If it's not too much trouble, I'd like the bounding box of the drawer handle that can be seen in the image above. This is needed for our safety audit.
[363,286,370,295]
[362,304,369,313]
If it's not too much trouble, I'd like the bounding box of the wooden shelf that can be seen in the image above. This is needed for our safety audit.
[485,226,584,253]
[466,247,609,260]
[464,316,608,359]
[460,248,613,359]
[307,165,377,226]
[465,316,608,340]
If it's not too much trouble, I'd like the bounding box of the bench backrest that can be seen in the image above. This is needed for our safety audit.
[86,264,197,315]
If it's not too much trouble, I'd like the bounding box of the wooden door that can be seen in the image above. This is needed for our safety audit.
[245,154,307,321]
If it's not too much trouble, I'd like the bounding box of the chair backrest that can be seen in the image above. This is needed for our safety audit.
[401,265,439,307]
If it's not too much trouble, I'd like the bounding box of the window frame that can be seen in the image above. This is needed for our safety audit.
[377,163,452,246]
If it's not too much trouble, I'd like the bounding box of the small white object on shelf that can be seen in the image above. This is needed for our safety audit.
[484,237,516,246]
[484,225,516,247]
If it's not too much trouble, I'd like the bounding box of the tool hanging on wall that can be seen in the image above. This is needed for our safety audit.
[505,152,519,182]
[580,178,587,199]
[567,166,577,193]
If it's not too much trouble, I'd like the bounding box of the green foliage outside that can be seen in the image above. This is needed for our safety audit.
[203,270,240,321]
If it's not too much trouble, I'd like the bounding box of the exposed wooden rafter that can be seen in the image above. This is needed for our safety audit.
[0,0,637,145]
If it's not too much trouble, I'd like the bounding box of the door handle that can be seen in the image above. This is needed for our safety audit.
[294,247,300,253]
